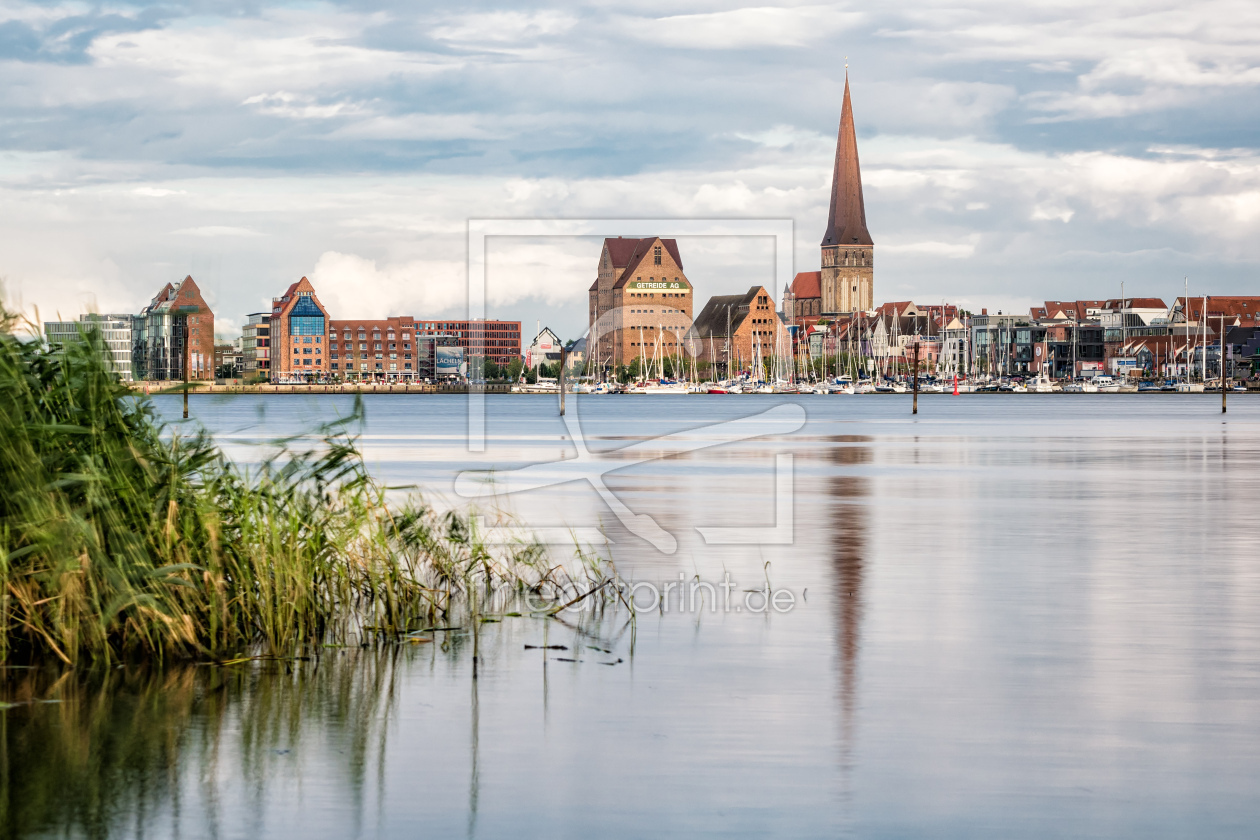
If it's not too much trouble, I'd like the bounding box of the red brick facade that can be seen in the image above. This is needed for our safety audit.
[587,237,694,370]
[329,317,418,378]
[269,277,330,381]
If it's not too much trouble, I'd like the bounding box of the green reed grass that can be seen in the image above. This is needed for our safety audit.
[0,307,608,664]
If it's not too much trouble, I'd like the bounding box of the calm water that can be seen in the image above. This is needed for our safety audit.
[6,394,1260,838]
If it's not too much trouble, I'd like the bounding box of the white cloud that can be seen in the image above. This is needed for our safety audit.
[170,226,265,237]
[430,11,578,46]
[242,92,368,120]
[308,251,465,320]
[884,240,978,258]
[635,6,864,49]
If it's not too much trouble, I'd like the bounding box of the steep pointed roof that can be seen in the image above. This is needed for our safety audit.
[821,76,873,248]
[612,237,686,289]
[788,271,822,300]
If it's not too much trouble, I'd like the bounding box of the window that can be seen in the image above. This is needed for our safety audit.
[654,245,661,265]
[374,343,382,350]
[289,296,325,336]
[359,343,367,350]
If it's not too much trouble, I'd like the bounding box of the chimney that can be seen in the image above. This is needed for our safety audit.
[981,308,988,315]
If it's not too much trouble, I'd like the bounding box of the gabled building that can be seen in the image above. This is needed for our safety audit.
[526,326,562,369]
[693,286,784,375]
[587,237,693,369]
[269,277,331,381]
[133,275,215,382]
[784,271,822,321]
[1168,296,1260,330]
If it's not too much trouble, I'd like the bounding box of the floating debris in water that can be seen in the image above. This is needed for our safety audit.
[524,644,568,650]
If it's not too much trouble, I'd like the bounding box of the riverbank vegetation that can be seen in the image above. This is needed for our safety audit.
[0,308,609,664]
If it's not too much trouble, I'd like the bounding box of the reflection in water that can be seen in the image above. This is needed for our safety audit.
[11,398,1260,838]
[0,651,403,839]
[826,437,872,759]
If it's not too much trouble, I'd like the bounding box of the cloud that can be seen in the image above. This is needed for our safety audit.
[634,6,864,49]
[308,251,465,320]
[883,239,978,258]
[170,226,265,237]
[0,0,1258,333]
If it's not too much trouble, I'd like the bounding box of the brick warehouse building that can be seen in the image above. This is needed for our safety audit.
[693,286,785,375]
[329,317,465,379]
[134,275,215,381]
[329,317,424,378]
[588,237,694,370]
[270,277,331,381]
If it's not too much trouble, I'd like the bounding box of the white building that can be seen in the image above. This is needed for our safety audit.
[525,326,562,369]
[43,314,135,381]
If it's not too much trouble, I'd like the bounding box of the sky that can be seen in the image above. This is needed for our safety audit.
[1,0,1258,341]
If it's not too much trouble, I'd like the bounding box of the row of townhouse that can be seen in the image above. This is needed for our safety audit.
[783,287,1260,379]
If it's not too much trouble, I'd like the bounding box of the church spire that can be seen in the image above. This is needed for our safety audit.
[821,74,872,248]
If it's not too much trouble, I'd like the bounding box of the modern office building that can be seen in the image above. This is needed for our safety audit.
[241,312,272,378]
[42,313,136,381]
[412,319,521,366]
[133,276,215,381]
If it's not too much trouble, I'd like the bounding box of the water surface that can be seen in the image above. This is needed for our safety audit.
[6,394,1260,838]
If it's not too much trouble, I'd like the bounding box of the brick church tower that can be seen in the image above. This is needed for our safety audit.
[820,74,874,316]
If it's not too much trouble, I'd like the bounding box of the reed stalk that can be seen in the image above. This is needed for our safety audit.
[0,306,607,664]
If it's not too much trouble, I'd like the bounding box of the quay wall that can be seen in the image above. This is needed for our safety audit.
[129,382,510,395]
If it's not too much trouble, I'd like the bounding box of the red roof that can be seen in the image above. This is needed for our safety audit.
[609,237,686,289]
[789,271,821,299]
